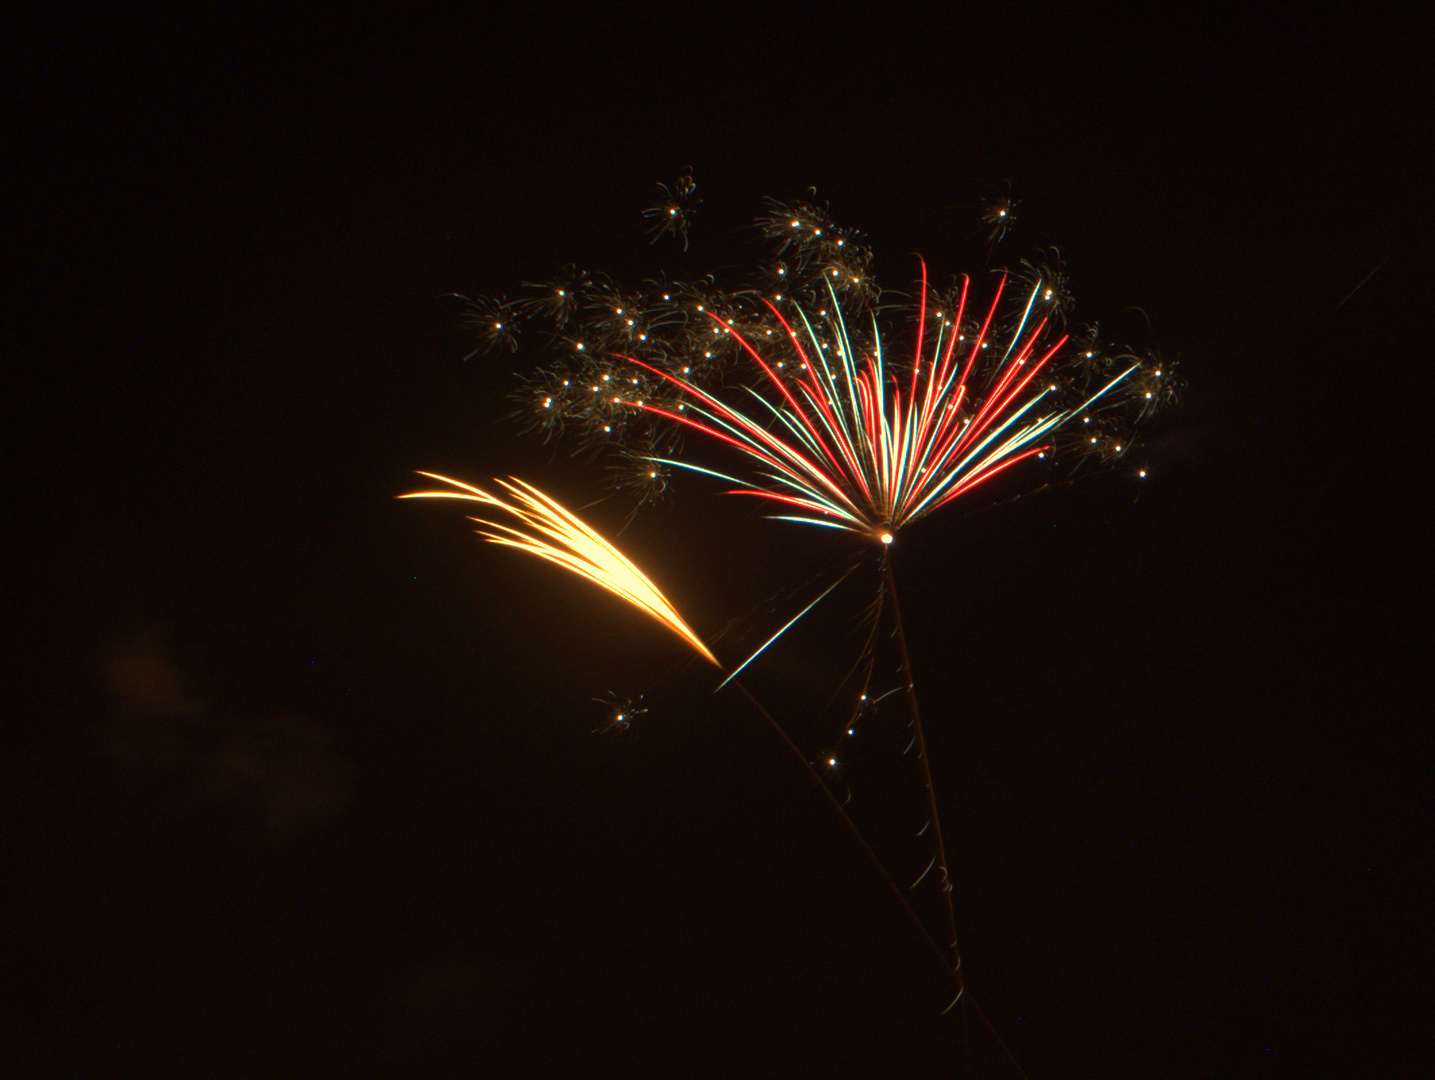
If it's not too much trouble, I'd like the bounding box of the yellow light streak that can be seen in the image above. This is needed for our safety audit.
[401,473,719,666]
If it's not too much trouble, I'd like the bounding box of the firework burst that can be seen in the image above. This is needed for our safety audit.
[419,186,1180,1075]
[613,263,1146,542]
[483,192,1176,526]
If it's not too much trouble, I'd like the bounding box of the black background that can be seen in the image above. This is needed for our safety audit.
[7,9,1428,1078]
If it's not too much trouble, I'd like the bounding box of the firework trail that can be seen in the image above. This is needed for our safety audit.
[401,473,718,666]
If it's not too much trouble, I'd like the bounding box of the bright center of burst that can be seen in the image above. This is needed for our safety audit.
[878,531,894,545]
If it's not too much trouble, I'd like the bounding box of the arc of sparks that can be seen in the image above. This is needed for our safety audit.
[401,472,719,666]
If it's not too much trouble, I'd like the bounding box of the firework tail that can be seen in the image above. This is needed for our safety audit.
[881,552,971,1073]
[730,680,957,984]
[740,671,1033,1072]
[883,552,962,978]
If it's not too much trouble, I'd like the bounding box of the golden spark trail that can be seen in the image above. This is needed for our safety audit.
[402,473,719,666]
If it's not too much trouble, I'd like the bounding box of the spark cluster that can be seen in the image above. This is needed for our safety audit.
[593,691,647,734]
[976,183,1019,246]
[642,170,700,250]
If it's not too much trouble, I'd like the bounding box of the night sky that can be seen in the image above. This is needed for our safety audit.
[8,11,1428,1078]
